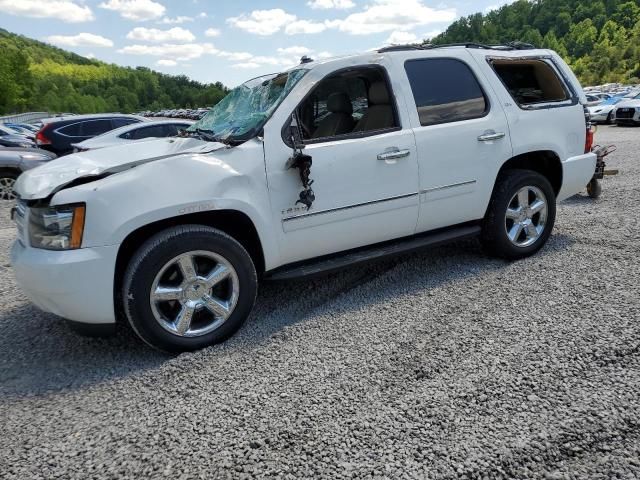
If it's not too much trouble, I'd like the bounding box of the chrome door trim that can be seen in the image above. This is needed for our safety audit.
[282,192,419,222]
[420,180,477,195]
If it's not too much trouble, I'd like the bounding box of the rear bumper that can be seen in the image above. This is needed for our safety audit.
[557,152,597,202]
[11,241,118,325]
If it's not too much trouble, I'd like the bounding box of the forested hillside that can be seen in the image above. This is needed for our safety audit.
[431,0,640,86]
[0,28,228,115]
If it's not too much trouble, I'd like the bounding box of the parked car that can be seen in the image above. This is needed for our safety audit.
[4,124,36,138]
[0,125,36,149]
[0,148,57,200]
[35,114,147,156]
[12,44,597,352]
[72,120,194,152]
[585,94,603,107]
[588,97,625,124]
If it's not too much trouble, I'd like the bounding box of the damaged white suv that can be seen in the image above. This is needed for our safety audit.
[12,44,597,352]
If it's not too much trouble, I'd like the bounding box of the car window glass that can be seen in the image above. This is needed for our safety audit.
[80,120,113,137]
[113,118,139,128]
[58,123,83,137]
[405,58,487,126]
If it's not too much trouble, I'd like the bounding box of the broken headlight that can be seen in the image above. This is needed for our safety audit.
[28,204,86,250]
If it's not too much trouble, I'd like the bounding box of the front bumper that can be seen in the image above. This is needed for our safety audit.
[11,241,119,324]
[557,152,597,202]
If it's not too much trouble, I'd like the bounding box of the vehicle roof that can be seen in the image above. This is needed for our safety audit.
[282,44,557,76]
[41,113,148,125]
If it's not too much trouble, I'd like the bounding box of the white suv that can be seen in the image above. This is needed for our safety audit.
[11,44,597,352]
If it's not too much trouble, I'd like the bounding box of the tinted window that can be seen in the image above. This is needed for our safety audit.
[58,123,83,137]
[80,120,113,137]
[128,124,168,140]
[405,58,487,126]
[113,118,139,128]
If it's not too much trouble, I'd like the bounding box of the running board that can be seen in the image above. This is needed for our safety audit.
[266,224,481,281]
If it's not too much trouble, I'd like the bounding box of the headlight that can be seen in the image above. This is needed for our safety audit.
[28,203,85,250]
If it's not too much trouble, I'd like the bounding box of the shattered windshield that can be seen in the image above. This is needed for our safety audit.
[188,69,307,143]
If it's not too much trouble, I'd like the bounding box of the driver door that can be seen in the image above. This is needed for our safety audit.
[262,62,420,266]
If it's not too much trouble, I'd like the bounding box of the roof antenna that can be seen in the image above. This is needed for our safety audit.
[300,55,314,64]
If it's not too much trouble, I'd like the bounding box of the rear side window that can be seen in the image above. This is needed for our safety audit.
[126,124,168,140]
[58,123,82,137]
[405,58,488,127]
[113,118,139,128]
[80,120,113,136]
[491,59,570,107]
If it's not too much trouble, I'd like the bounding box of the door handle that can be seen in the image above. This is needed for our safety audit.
[377,149,411,161]
[478,131,506,142]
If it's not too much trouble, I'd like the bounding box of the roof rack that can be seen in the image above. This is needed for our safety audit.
[378,41,536,54]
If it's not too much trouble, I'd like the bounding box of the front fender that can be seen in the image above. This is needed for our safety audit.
[51,140,281,270]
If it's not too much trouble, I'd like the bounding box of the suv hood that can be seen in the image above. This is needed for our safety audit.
[15,136,226,200]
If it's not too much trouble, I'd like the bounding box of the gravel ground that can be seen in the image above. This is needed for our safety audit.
[1,125,639,479]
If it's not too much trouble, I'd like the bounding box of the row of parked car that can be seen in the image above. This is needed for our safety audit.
[137,108,209,120]
[586,89,640,126]
[0,114,196,200]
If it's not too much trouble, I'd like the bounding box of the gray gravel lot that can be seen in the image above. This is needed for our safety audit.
[1,125,639,479]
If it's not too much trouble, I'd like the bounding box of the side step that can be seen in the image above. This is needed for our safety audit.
[266,224,481,281]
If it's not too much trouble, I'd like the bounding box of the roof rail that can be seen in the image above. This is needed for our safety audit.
[378,41,536,53]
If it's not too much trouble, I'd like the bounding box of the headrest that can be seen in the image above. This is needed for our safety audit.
[327,92,353,114]
[369,82,390,105]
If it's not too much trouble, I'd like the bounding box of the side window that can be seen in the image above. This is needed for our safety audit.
[295,66,398,143]
[112,118,139,128]
[80,120,113,137]
[405,58,488,127]
[58,123,83,137]
[133,125,166,139]
[491,59,570,107]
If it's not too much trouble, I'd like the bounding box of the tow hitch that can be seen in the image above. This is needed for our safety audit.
[587,144,618,199]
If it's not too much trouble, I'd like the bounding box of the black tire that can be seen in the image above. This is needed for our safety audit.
[481,169,556,260]
[606,112,614,125]
[587,178,602,199]
[0,169,19,201]
[123,225,257,352]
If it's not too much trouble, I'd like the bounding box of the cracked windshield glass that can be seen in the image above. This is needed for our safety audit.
[188,69,307,143]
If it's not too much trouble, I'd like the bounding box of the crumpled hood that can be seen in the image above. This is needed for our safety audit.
[15,136,226,200]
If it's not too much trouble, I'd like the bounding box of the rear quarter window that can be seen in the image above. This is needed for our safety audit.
[490,59,570,107]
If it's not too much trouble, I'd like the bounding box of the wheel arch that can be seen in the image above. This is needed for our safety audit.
[113,209,266,321]
[495,150,563,196]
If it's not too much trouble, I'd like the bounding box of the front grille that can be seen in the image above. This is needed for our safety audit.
[13,200,27,245]
[616,108,635,119]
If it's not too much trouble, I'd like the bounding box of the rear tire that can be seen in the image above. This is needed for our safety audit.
[123,225,257,352]
[481,169,556,260]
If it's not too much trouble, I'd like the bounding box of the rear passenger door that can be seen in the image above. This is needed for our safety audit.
[397,52,513,233]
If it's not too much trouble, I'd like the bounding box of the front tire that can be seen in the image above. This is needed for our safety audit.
[481,169,556,260]
[0,170,19,201]
[123,225,257,352]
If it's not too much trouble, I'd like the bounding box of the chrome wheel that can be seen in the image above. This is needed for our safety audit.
[0,176,17,201]
[505,186,548,248]
[150,251,240,338]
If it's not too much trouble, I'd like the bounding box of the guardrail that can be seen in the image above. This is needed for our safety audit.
[0,112,50,124]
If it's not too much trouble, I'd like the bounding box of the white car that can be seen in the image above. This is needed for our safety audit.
[12,44,597,352]
[72,120,194,152]
[613,97,640,125]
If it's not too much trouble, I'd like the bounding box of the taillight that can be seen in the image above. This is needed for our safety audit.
[35,126,51,145]
[584,106,595,153]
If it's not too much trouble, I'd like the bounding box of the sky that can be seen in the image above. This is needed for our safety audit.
[0,0,515,87]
